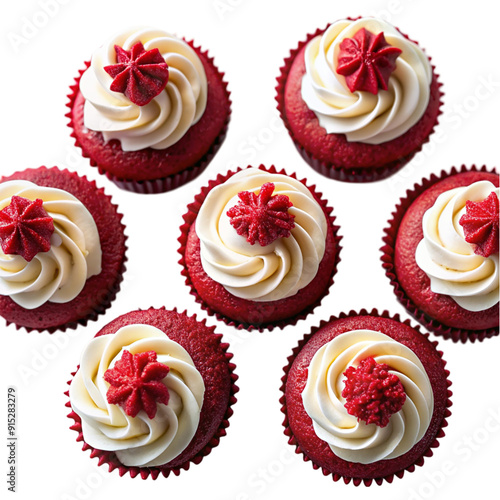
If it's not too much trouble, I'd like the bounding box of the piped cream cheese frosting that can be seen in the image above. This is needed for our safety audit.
[196,168,328,302]
[80,27,208,151]
[0,181,101,309]
[302,330,434,464]
[415,181,499,311]
[301,17,432,144]
[70,324,205,467]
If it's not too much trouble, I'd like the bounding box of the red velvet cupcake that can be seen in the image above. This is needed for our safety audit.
[67,27,231,194]
[66,307,237,479]
[179,165,341,330]
[382,166,499,342]
[0,167,126,332]
[276,17,442,182]
[281,310,452,486]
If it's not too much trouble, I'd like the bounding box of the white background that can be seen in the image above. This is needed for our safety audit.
[1,0,499,499]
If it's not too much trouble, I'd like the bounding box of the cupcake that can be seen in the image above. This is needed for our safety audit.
[276,17,442,182]
[66,308,237,479]
[382,166,499,342]
[0,167,126,332]
[67,27,231,193]
[281,310,452,486]
[179,165,341,330]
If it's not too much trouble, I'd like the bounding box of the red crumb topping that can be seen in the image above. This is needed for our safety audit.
[336,28,402,95]
[104,42,169,106]
[0,196,54,262]
[342,356,406,427]
[104,350,170,419]
[227,182,295,246]
[459,192,499,257]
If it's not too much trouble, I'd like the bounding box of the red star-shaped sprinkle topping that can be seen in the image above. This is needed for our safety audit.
[336,28,402,95]
[104,41,169,106]
[342,357,406,428]
[459,192,499,257]
[227,182,295,246]
[104,350,170,419]
[0,196,54,262]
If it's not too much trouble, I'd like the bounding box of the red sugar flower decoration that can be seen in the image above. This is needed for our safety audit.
[336,28,402,95]
[0,196,54,262]
[342,356,406,428]
[104,42,169,106]
[104,350,170,419]
[459,192,499,258]
[227,182,295,246]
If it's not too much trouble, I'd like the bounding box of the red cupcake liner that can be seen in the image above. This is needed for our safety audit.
[66,40,231,194]
[65,308,238,479]
[177,164,342,331]
[275,22,444,183]
[381,165,499,343]
[0,166,127,333]
[280,308,452,486]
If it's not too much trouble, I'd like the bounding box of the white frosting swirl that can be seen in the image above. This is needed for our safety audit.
[70,324,205,467]
[302,330,433,464]
[0,181,102,309]
[80,27,208,151]
[301,17,432,144]
[415,181,499,312]
[197,169,328,302]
